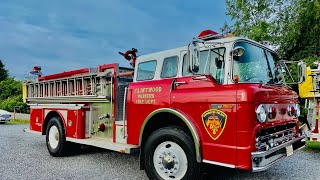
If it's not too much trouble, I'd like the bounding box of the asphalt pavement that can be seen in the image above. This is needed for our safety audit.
[0,124,319,180]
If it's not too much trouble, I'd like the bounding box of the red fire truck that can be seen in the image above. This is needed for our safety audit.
[24,30,306,179]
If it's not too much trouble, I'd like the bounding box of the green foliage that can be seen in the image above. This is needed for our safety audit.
[225,0,320,61]
[0,78,22,100]
[225,0,284,44]
[0,61,27,113]
[0,95,26,113]
[6,118,29,125]
[305,141,320,151]
[0,59,8,81]
[279,0,320,61]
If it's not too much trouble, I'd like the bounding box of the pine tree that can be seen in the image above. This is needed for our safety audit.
[0,59,8,82]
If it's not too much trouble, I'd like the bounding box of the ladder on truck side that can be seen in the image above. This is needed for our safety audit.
[24,70,115,103]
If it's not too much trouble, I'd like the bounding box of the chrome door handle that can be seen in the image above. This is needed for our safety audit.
[174,81,187,86]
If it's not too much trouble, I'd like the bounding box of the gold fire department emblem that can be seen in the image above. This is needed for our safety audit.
[202,109,227,140]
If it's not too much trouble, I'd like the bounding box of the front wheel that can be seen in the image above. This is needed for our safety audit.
[144,127,200,180]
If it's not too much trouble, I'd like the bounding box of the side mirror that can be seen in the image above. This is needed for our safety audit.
[188,38,201,73]
[230,46,245,58]
[298,60,306,83]
[279,60,306,84]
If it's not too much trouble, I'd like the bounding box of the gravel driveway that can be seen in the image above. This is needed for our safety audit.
[0,124,319,180]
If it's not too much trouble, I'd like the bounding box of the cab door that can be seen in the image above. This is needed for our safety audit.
[170,50,237,166]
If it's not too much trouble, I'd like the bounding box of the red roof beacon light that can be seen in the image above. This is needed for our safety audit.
[30,66,42,77]
[198,29,224,41]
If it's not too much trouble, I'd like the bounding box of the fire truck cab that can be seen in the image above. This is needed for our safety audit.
[24,30,306,179]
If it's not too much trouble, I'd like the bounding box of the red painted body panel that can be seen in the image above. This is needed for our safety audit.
[235,84,298,169]
[30,109,44,132]
[171,76,237,165]
[127,79,174,144]
[67,110,78,138]
[126,78,299,170]
[77,109,87,139]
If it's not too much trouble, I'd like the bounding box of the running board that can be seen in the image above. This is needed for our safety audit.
[66,137,139,154]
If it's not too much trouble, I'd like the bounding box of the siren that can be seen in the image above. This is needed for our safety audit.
[30,66,42,76]
[198,29,224,41]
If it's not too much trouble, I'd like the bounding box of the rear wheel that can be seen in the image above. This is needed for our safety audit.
[46,116,68,156]
[144,127,200,180]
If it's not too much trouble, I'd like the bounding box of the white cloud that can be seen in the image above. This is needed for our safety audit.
[0,0,230,79]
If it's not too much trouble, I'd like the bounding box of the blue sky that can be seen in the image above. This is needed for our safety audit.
[0,0,230,79]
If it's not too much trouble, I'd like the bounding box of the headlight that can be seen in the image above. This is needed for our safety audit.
[294,104,300,117]
[256,104,267,123]
[287,104,295,117]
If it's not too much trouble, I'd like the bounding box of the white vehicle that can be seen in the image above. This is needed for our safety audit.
[0,109,11,124]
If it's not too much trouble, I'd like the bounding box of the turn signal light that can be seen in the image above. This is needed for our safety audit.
[268,106,277,119]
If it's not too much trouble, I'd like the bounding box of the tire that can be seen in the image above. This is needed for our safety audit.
[144,127,200,180]
[46,116,69,157]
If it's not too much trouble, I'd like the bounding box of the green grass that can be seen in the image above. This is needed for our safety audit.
[304,140,320,152]
[5,119,29,125]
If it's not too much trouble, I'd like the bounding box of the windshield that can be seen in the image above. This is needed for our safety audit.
[232,41,281,84]
[183,48,226,84]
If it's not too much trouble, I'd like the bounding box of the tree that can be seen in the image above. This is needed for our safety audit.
[225,0,320,64]
[0,78,22,100]
[0,60,27,112]
[0,59,8,81]
[225,0,284,44]
[279,0,320,62]
[0,78,27,113]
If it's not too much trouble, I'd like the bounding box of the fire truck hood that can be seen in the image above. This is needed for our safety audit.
[236,84,298,104]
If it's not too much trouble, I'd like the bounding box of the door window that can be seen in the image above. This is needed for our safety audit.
[182,48,226,84]
[136,60,157,81]
[161,56,178,78]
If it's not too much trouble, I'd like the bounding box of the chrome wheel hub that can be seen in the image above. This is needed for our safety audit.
[153,141,187,179]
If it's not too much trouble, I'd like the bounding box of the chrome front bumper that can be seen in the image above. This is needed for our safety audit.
[251,136,305,172]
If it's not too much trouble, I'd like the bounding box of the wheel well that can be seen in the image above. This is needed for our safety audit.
[42,111,63,135]
[141,112,193,144]
[139,112,195,169]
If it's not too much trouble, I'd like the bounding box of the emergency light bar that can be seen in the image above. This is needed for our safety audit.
[198,29,224,41]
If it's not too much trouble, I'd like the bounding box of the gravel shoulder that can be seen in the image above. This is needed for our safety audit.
[0,124,319,180]
[9,113,30,120]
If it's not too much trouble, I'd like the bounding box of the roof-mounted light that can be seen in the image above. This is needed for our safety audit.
[197,29,224,41]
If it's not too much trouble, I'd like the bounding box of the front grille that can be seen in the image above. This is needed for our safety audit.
[255,123,297,151]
